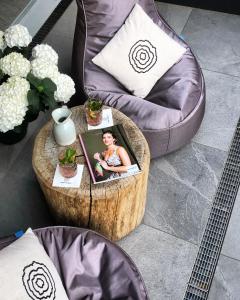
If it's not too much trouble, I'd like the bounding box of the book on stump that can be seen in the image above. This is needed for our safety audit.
[79,124,141,184]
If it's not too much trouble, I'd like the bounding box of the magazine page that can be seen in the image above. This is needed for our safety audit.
[79,124,141,184]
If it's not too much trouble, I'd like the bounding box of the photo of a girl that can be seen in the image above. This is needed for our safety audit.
[94,130,131,179]
[79,125,141,184]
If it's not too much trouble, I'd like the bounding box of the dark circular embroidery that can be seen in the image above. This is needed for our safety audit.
[22,261,56,300]
[129,40,157,73]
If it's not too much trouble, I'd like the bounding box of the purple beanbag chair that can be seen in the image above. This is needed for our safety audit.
[72,0,205,158]
[0,226,148,300]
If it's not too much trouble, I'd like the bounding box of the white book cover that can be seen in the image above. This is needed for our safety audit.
[88,108,113,130]
[52,164,84,188]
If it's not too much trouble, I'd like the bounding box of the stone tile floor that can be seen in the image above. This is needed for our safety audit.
[1,2,240,299]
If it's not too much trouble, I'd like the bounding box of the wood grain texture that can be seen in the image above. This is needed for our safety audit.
[32,106,150,240]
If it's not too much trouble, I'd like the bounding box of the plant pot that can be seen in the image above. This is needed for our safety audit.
[0,121,28,145]
[85,104,103,126]
[59,163,77,178]
[24,110,39,123]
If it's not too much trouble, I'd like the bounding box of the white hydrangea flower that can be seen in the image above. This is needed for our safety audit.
[7,76,30,95]
[4,24,32,48]
[0,79,29,132]
[32,44,58,65]
[54,73,75,103]
[0,52,30,77]
[31,57,59,81]
[0,30,5,50]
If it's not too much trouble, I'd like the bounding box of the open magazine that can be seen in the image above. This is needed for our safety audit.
[79,124,141,184]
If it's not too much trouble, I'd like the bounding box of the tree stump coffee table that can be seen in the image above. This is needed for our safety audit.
[32,106,150,241]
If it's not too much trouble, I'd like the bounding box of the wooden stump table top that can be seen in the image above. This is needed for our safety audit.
[32,106,150,240]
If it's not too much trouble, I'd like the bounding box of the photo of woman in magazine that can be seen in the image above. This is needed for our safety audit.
[93,130,131,180]
[79,124,141,184]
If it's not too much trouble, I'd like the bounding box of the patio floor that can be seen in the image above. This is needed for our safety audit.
[0,1,240,299]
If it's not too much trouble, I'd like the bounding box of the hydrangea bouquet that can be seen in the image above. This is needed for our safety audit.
[0,24,75,144]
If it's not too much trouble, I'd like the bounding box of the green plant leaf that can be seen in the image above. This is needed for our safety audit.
[27,89,40,113]
[59,157,67,164]
[37,85,44,93]
[66,149,71,160]
[21,47,30,58]
[0,50,3,59]
[0,69,4,81]
[27,73,42,89]
[87,98,103,111]
[66,148,73,159]
[41,94,58,110]
[66,148,76,163]
[0,73,9,85]
[3,46,29,58]
[3,46,17,56]
[42,78,57,95]
[39,101,46,112]
[59,148,76,164]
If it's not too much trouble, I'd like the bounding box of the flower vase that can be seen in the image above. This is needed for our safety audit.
[52,106,76,146]
[0,121,28,145]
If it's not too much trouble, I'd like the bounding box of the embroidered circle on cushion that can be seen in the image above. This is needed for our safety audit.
[22,261,56,300]
[129,40,157,73]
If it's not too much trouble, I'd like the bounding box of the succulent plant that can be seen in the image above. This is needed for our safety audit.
[59,147,76,165]
[86,98,103,111]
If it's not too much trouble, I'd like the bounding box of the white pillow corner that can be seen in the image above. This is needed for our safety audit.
[0,228,69,300]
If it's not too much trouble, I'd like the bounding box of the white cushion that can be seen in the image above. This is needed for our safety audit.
[0,228,69,300]
[92,3,187,98]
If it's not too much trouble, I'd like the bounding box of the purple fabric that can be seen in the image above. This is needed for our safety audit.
[72,0,205,158]
[0,227,149,300]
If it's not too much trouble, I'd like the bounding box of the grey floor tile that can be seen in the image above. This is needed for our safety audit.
[209,255,240,300]
[0,173,54,237]
[182,8,240,77]
[6,112,51,181]
[144,142,227,244]
[193,69,240,151]
[155,2,192,35]
[0,114,53,237]
[44,1,77,75]
[0,136,30,180]
[0,112,51,180]
[222,191,240,261]
[118,224,198,300]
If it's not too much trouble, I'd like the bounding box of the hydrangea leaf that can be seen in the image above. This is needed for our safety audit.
[3,46,29,57]
[27,89,40,113]
[41,94,58,109]
[0,69,4,81]
[42,77,57,95]
[27,73,42,89]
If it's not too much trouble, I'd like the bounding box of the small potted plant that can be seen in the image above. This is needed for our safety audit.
[58,147,77,178]
[0,24,76,145]
[84,98,103,126]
